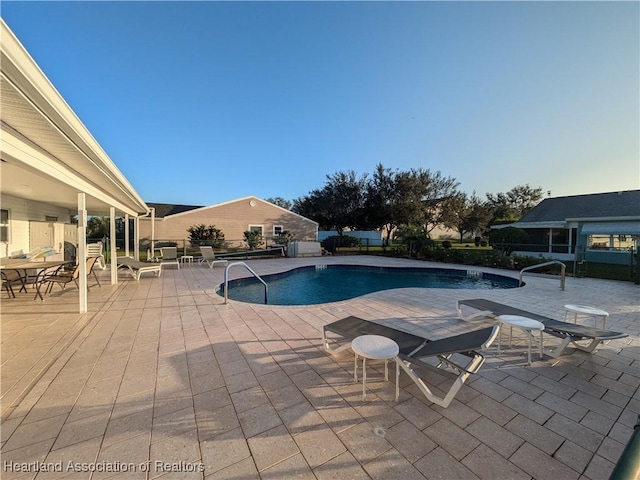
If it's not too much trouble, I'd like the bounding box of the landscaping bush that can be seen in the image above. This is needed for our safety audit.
[273,230,294,245]
[188,224,225,248]
[154,241,177,248]
[442,240,452,249]
[396,225,434,257]
[511,254,561,272]
[243,230,264,250]
[489,227,529,255]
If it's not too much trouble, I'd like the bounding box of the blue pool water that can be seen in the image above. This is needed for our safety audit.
[219,265,520,305]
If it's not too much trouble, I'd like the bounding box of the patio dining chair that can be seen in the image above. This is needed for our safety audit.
[40,256,102,296]
[1,270,24,298]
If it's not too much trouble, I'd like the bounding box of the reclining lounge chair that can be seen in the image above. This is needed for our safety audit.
[323,316,499,408]
[456,298,628,358]
[160,247,180,269]
[118,257,162,281]
[199,246,229,268]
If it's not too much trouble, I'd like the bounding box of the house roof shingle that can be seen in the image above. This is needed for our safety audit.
[146,203,203,218]
[518,190,640,223]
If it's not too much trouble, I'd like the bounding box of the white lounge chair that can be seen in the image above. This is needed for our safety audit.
[160,247,180,269]
[456,298,628,358]
[199,246,228,268]
[117,257,162,281]
[87,242,106,269]
[323,316,499,408]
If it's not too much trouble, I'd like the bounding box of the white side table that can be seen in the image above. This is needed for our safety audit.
[564,304,609,329]
[351,335,400,401]
[180,255,194,266]
[497,315,545,365]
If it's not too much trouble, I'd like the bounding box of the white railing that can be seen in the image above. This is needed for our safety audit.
[223,262,268,304]
[519,261,566,290]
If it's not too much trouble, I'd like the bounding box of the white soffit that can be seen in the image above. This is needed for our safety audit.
[0,19,148,216]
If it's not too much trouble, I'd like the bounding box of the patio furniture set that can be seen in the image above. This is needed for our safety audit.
[116,246,228,281]
[1,256,102,300]
[324,299,626,408]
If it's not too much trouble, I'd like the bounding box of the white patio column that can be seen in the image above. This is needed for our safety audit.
[77,193,88,314]
[110,206,117,285]
[548,228,553,254]
[151,207,155,259]
[134,216,140,261]
[124,213,130,257]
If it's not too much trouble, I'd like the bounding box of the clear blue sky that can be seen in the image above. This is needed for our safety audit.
[3,1,638,206]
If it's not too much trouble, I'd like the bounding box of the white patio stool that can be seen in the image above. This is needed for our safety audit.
[497,315,544,365]
[352,334,400,401]
[564,304,609,330]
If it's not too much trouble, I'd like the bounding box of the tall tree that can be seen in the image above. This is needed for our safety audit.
[265,197,292,210]
[293,170,368,235]
[363,164,398,245]
[486,184,544,223]
[322,170,369,235]
[411,168,460,235]
[292,189,332,230]
[442,192,492,241]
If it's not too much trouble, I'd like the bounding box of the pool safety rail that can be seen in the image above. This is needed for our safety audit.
[223,262,268,304]
[519,261,566,290]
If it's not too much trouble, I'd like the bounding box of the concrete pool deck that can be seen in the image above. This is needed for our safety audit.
[1,255,639,479]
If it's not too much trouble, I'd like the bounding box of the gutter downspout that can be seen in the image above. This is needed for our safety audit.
[138,207,155,260]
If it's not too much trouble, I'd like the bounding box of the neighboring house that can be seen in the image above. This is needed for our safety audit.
[495,190,640,265]
[139,196,318,249]
[1,19,149,312]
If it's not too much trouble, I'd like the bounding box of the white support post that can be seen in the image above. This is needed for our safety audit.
[110,207,117,285]
[77,193,88,314]
[151,207,155,259]
[548,228,553,254]
[124,214,130,257]
[134,216,140,261]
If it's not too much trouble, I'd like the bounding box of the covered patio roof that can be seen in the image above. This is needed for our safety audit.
[0,19,150,314]
[0,18,148,217]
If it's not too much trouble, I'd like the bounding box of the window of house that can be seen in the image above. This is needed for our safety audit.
[0,209,9,243]
[273,225,284,235]
[45,215,58,222]
[588,234,637,251]
[248,225,263,235]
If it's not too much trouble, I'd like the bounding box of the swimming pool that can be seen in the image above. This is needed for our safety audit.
[219,264,520,305]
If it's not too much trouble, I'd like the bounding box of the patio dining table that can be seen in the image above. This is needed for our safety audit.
[0,260,71,300]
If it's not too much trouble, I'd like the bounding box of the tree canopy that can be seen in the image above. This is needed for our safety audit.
[289,164,543,242]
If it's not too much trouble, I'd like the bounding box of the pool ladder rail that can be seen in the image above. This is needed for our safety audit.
[223,262,268,304]
[519,260,566,291]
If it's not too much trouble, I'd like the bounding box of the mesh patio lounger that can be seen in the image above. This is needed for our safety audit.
[323,316,499,407]
[160,247,180,269]
[456,298,628,358]
[199,246,229,268]
[117,257,162,281]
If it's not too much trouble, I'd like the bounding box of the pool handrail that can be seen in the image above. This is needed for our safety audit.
[519,260,566,290]
[224,262,268,304]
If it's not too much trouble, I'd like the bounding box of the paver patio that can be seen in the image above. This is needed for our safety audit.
[1,255,638,479]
